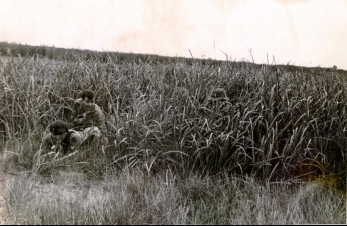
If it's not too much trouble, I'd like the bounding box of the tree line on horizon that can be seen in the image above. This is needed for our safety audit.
[0,41,343,74]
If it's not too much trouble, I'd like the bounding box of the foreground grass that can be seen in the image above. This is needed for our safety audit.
[1,169,345,225]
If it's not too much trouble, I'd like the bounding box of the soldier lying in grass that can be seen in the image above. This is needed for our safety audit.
[42,120,105,155]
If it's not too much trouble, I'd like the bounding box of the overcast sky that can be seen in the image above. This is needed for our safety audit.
[0,0,346,69]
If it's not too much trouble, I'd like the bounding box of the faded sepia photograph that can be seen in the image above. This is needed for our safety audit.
[0,0,346,224]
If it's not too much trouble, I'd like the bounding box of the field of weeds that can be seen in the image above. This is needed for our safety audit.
[0,51,346,224]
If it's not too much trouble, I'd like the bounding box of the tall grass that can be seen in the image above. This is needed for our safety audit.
[0,52,346,223]
[3,53,346,181]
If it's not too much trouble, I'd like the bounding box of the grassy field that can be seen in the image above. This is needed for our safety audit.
[0,51,346,224]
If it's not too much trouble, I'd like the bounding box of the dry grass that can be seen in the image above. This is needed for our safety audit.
[0,170,345,224]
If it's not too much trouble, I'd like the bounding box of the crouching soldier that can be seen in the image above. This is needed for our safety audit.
[69,89,108,147]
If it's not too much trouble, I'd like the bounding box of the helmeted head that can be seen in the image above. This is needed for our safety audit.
[81,89,95,101]
[49,120,69,140]
[47,120,72,154]
[81,89,96,110]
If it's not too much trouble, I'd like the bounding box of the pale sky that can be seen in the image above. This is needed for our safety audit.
[0,0,346,69]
